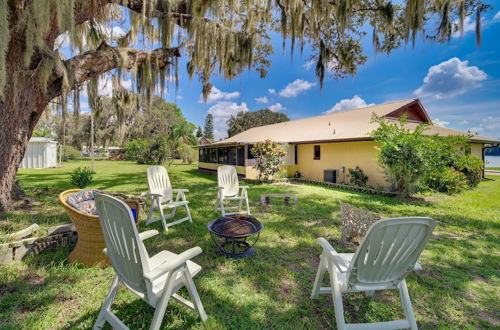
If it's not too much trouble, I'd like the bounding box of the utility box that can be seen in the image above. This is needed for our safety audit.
[324,169,337,183]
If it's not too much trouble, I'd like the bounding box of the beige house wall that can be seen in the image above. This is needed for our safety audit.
[470,143,483,159]
[296,141,389,188]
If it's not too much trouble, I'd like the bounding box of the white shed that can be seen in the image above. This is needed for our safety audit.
[20,137,58,169]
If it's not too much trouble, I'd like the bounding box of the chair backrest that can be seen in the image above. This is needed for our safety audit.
[217,165,239,196]
[147,166,172,202]
[346,217,435,288]
[95,194,150,295]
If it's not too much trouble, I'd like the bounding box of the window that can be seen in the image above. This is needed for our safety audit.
[294,145,298,164]
[314,145,320,160]
[247,145,255,159]
[237,146,245,166]
[228,147,237,165]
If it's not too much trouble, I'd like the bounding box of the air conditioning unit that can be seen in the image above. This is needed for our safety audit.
[324,169,337,183]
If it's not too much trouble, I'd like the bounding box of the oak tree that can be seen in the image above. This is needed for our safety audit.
[0,0,487,210]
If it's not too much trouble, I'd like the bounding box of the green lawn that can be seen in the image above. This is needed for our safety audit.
[486,167,500,171]
[1,160,499,329]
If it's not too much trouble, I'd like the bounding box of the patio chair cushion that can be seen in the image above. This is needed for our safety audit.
[67,190,103,215]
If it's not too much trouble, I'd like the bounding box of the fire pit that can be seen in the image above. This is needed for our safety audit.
[207,214,263,258]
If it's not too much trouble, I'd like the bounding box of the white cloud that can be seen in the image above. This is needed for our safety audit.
[255,96,269,104]
[200,86,240,104]
[207,101,249,140]
[324,95,374,114]
[303,60,315,70]
[268,89,276,94]
[432,118,450,127]
[494,11,500,21]
[469,116,500,138]
[278,79,316,98]
[459,120,469,125]
[414,58,487,99]
[268,103,286,112]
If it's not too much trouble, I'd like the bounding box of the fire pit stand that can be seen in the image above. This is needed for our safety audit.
[207,214,263,258]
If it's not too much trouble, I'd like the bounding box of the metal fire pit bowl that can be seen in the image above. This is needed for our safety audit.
[207,214,263,258]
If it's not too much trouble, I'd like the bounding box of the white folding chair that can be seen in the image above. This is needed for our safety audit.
[146,166,192,231]
[311,217,436,330]
[215,165,250,216]
[93,194,207,330]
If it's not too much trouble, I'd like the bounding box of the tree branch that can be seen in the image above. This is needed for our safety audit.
[46,42,180,101]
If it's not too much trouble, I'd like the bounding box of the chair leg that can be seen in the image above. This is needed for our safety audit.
[183,269,208,321]
[329,265,347,330]
[214,196,219,212]
[238,196,243,214]
[245,194,251,215]
[147,199,156,224]
[185,204,193,223]
[398,279,418,330]
[220,198,226,216]
[311,254,326,299]
[158,205,168,231]
[149,271,176,330]
[93,276,120,329]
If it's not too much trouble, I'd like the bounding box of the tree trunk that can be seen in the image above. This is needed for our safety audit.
[0,78,47,211]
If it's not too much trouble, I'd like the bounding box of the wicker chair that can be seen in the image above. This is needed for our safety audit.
[59,189,109,267]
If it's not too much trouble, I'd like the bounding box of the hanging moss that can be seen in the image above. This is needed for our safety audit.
[0,0,487,101]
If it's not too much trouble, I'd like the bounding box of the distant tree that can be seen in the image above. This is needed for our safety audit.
[204,114,215,140]
[196,126,203,138]
[227,109,289,137]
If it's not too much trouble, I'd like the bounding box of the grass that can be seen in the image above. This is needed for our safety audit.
[486,167,500,170]
[1,160,499,329]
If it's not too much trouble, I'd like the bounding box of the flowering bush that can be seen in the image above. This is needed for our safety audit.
[251,139,287,181]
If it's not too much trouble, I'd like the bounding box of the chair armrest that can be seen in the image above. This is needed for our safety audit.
[144,247,203,281]
[216,186,224,190]
[139,230,159,241]
[413,262,422,271]
[172,189,189,193]
[239,186,249,189]
[317,238,349,273]
[149,193,163,198]
[103,248,107,256]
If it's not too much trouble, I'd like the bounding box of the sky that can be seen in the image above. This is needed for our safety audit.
[68,8,500,141]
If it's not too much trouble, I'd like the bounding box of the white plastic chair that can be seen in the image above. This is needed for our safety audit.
[146,166,192,231]
[311,217,436,330]
[215,165,250,216]
[93,194,207,330]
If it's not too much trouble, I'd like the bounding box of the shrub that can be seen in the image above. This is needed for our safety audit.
[59,145,82,162]
[454,154,483,187]
[426,167,468,194]
[70,167,95,189]
[251,139,287,181]
[124,138,170,165]
[370,116,431,195]
[349,166,368,186]
[124,139,148,162]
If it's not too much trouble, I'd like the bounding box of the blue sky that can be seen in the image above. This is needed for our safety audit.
[70,8,500,141]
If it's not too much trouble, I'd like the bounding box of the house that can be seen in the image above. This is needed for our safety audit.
[198,137,212,145]
[196,99,500,187]
[20,137,58,169]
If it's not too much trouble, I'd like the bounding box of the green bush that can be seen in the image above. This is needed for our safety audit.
[349,166,368,186]
[70,167,95,189]
[124,139,148,162]
[454,154,483,187]
[124,138,170,165]
[251,139,287,181]
[59,145,82,162]
[426,167,468,194]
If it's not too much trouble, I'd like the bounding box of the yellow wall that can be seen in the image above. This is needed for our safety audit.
[296,141,389,188]
[470,143,483,159]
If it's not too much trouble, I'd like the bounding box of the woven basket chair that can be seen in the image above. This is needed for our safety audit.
[59,189,109,267]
